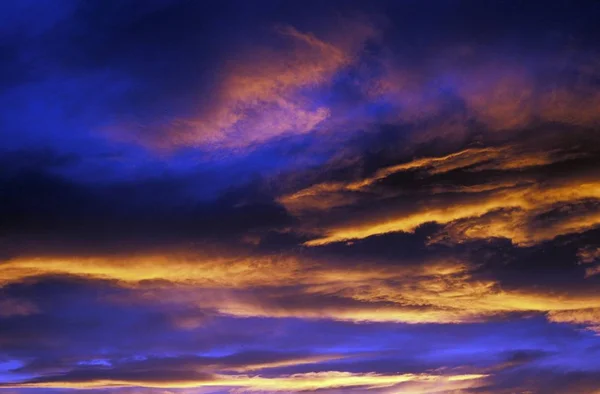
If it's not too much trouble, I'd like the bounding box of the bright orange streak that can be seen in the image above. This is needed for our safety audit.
[304,180,600,246]
[1,372,487,391]
[3,255,600,331]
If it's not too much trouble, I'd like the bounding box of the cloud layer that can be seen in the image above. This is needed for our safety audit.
[2,1,600,393]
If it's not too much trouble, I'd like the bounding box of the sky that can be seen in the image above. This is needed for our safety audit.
[1,0,600,393]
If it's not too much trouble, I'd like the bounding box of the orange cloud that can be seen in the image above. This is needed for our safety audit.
[578,247,600,278]
[547,308,600,334]
[280,145,585,215]
[4,252,600,332]
[368,50,600,134]
[283,142,599,246]
[303,183,600,246]
[113,21,378,150]
[2,371,487,391]
[107,30,600,155]
[579,246,600,264]
[0,253,303,288]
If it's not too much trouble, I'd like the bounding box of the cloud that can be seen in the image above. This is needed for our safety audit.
[280,145,580,212]
[547,308,600,334]
[109,20,378,150]
[0,298,38,317]
[3,250,600,333]
[302,180,600,247]
[578,246,600,278]
[274,140,600,247]
[2,2,600,393]
[1,370,486,391]
[360,47,600,135]
[101,13,600,154]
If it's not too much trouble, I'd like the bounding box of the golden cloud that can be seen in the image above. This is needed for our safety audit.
[547,308,600,334]
[2,371,487,391]
[277,142,600,247]
[3,252,600,332]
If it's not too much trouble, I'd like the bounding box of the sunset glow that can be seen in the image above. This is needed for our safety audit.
[2,1,600,393]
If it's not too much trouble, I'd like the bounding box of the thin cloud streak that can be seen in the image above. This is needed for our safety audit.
[1,371,487,391]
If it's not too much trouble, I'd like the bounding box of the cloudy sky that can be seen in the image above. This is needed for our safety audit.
[1,1,600,393]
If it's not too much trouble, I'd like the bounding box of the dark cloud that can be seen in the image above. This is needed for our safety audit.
[0,153,293,258]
